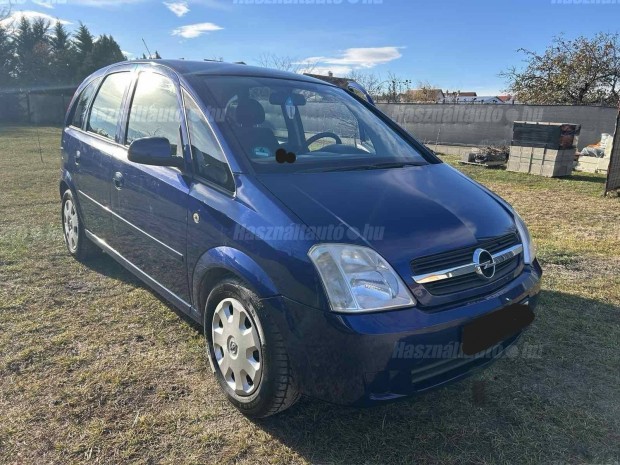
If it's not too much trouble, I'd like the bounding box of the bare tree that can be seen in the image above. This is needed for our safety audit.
[501,33,620,105]
[345,70,385,101]
[256,53,316,74]
[383,72,412,103]
[1,1,12,21]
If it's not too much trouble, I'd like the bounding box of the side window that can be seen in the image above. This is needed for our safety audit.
[126,72,182,156]
[87,72,131,141]
[70,77,101,129]
[183,90,234,192]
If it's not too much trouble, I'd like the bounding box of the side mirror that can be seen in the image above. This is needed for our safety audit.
[128,137,184,169]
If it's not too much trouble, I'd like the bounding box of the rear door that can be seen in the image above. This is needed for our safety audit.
[69,71,132,243]
[108,69,191,304]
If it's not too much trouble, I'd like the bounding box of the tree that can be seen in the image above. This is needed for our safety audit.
[256,53,316,74]
[0,1,11,22]
[90,34,125,71]
[73,22,94,79]
[1,17,127,90]
[502,33,620,105]
[382,72,412,103]
[50,21,74,85]
[345,70,385,101]
[0,25,14,86]
[74,22,93,57]
[13,17,50,87]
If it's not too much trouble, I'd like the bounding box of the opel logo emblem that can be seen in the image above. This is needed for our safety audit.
[228,338,238,356]
[473,248,496,279]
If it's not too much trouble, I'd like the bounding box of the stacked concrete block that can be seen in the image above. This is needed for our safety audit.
[575,156,611,174]
[507,145,575,177]
[506,121,580,178]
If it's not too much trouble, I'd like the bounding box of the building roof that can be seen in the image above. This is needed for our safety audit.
[445,91,478,97]
[408,88,444,95]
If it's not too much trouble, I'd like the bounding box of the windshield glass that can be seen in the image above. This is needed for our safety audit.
[189,76,434,173]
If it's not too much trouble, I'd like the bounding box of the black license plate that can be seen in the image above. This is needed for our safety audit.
[462,303,534,356]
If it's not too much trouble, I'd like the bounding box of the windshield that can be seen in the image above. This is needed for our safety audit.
[189,75,434,173]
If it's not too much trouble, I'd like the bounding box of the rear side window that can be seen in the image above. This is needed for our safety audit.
[87,72,131,141]
[70,77,100,129]
[126,72,182,156]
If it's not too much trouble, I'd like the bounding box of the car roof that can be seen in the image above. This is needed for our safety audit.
[125,59,333,86]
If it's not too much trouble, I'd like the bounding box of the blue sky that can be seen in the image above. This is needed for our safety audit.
[3,0,620,94]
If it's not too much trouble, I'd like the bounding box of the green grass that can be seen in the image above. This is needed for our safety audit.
[1,125,619,464]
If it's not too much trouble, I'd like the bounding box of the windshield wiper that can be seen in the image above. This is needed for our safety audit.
[320,161,425,172]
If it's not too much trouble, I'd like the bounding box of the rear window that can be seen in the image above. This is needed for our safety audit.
[87,72,131,141]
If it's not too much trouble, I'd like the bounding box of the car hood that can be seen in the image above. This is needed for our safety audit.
[256,163,516,270]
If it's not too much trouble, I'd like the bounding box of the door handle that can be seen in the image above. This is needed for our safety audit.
[113,172,124,190]
[75,150,81,165]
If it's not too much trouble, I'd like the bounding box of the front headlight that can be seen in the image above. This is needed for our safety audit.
[514,211,536,265]
[308,244,416,313]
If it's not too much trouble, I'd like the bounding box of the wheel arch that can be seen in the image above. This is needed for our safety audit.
[59,170,78,200]
[192,246,279,319]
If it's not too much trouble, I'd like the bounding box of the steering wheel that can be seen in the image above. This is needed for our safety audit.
[306,132,342,148]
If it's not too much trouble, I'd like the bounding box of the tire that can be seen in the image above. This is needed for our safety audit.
[61,189,99,261]
[204,277,300,418]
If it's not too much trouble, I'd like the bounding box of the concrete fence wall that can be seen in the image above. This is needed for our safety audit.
[1,92,616,152]
[377,103,618,150]
[0,91,75,125]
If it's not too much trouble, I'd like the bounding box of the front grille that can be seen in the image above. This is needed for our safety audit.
[411,233,521,296]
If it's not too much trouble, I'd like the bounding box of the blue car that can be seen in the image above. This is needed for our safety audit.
[60,60,542,417]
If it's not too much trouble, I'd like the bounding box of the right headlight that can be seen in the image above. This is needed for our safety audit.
[514,210,536,265]
[308,244,416,313]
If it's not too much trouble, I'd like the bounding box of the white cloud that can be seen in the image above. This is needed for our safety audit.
[67,0,145,6]
[172,22,223,39]
[164,1,189,17]
[0,10,72,28]
[299,47,403,75]
[31,0,55,9]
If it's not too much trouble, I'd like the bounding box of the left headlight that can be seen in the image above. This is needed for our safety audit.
[308,244,416,313]
[514,210,536,265]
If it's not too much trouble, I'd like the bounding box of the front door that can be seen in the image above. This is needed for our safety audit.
[108,70,191,304]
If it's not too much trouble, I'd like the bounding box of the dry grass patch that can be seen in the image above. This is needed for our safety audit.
[0,127,619,464]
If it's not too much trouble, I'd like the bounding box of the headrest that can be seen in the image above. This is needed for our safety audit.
[235,99,265,127]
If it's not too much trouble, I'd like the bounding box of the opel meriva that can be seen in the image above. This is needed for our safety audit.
[60,60,542,417]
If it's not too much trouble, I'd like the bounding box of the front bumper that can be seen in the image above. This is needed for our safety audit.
[263,261,542,405]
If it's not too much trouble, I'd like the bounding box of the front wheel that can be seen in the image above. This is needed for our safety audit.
[61,189,99,261]
[204,278,300,418]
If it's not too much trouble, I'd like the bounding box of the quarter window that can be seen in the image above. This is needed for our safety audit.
[126,72,182,156]
[184,90,234,192]
[87,72,131,141]
[70,77,101,129]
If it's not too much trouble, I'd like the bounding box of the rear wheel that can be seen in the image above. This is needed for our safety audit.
[204,278,300,418]
[61,189,99,261]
